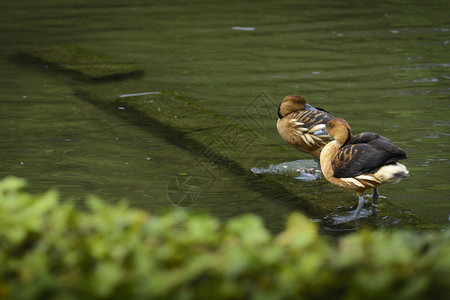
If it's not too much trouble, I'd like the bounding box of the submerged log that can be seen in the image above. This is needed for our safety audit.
[20,44,143,81]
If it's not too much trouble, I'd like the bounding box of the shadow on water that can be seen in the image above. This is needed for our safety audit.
[59,89,433,235]
[73,89,330,233]
[10,50,145,83]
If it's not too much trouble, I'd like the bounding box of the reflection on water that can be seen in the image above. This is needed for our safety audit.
[0,0,448,233]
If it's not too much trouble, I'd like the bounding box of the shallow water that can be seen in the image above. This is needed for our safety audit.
[0,0,449,233]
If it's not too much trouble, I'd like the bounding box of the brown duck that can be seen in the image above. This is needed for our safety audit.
[316,118,409,218]
[277,95,335,178]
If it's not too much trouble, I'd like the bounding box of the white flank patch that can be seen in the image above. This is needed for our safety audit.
[374,163,409,184]
[301,135,311,145]
[304,134,316,145]
[356,174,382,184]
[342,178,365,188]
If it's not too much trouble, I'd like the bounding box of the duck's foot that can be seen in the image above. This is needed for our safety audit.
[332,209,370,224]
[371,204,378,216]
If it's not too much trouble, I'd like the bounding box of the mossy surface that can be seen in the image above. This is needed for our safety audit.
[116,91,293,169]
[22,44,143,81]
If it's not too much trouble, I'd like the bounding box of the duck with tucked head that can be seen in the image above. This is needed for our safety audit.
[316,118,409,218]
[277,95,335,179]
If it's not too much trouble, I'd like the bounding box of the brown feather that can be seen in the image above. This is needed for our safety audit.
[277,95,335,159]
[321,118,409,194]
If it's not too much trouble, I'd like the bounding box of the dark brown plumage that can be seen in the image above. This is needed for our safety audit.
[318,118,409,218]
[277,95,335,178]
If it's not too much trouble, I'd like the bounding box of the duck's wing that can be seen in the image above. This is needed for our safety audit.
[289,110,335,131]
[314,106,333,114]
[332,134,407,178]
[349,133,407,159]
[277,110,334,149]
[347,132,379,144]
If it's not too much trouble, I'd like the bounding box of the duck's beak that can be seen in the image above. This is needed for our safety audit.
[313,128,328,136]
[304,103,316,111]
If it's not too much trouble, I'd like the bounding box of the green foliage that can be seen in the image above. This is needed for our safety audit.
[0,177,449,300]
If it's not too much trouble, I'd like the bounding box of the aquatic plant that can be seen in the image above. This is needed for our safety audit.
[0,177,448,299]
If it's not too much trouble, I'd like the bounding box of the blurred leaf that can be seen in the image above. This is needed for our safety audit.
[0,177,448,299]
[91,261,123,297]
[225,215,270,247]
[276,213,319,250]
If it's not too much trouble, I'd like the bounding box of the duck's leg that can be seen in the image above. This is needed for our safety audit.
[354,195,365,218]
[371,188,379,215]
[315,159,322,180]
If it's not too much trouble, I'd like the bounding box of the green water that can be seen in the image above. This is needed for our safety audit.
[0,0,449,232]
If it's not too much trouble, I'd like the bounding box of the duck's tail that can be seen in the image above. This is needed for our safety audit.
[374,162,409,184]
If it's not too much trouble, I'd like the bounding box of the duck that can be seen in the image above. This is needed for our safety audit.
[277,95,335,179]
[316,118,409,218]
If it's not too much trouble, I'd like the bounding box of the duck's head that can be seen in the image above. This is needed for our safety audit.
[325,118,352,144]
[278,95,315,119]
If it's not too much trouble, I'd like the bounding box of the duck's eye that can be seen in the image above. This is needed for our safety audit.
[296,101,301,104]
[328,124,333,128]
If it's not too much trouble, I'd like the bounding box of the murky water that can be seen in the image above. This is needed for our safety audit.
[0,0,449,233]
